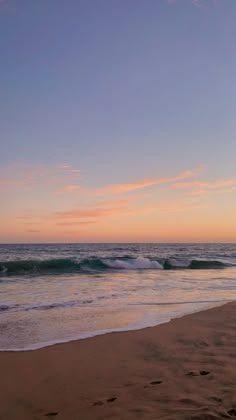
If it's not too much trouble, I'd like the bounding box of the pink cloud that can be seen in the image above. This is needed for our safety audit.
[52,196,206,224]
[59,165,80,176]
[57,169,197,196]
[125,199,208,215]
[188,186,236,197]
[0,163,81,190]
[56,221,97,226]
[53,206,126,220]
[173,179,236,190]
[96,170,195,195]
[52,200,129,221]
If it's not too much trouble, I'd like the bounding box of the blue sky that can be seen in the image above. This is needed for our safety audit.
[1,0,236,242]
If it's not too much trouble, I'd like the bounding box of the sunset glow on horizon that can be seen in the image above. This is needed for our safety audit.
[1,0,236,243]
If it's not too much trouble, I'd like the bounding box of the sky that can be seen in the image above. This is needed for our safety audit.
[1,0,236,243]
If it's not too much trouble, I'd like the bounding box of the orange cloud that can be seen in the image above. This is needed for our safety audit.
[56,221,97,226]
[173,179,236,189]
[173,178,236,196]
[96,170,195,195]
[126,198,208,215]
[52,200,129,221]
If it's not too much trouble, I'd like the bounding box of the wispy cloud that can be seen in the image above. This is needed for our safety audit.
[52,196,207,226]
[173,178,236,196]
[52,200,129,221]
[173,179,236,189]
[58,165,80,176]
[123,198,208,216]
[0,163,80,190]
[56,221,97,226]
[96,170,195,195]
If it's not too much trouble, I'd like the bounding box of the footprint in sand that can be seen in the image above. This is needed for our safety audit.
[187,371,199,376]
[187,370,210,376]
[150,380,163,385]
[144,380,163,388]
[93,401,104,406]
[93,397,117,406]
[200,370,210,376]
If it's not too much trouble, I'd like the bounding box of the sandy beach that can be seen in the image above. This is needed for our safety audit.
[0,302,235,420]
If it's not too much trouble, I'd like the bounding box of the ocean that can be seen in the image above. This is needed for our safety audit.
[0,243,236,351]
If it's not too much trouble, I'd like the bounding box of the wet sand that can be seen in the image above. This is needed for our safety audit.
[0,302,235,420]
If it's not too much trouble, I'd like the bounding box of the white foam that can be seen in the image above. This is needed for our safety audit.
[168,258,190,268]
[105,257,163,270]
[1,301,229,352]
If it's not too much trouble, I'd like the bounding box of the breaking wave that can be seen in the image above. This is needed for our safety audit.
[0,256,232,276]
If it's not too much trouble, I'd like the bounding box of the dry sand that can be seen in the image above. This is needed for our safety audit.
[0,302,235,420]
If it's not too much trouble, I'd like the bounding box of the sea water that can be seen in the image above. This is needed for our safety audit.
[0,243,236,351]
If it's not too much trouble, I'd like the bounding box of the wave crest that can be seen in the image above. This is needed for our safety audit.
[0,256,230,276]
[105,257,163,270]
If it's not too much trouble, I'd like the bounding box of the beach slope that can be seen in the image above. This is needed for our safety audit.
[0,302,235,419]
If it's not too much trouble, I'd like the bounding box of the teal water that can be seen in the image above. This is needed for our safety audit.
[0,243,236,351]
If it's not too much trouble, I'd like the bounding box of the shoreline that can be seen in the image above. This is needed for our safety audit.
[1,299,231,353]
[0,302,235,419]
